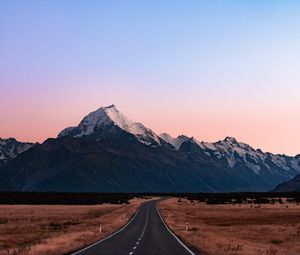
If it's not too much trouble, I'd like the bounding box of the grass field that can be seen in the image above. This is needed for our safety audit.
[0,198,145,255]
[159,198,300,255]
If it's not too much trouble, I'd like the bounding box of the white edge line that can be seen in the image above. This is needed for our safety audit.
[156,202,196,255]
[71,206,142,255]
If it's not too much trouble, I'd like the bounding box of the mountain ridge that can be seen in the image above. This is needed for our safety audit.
[0,138,37,168]
[159,133,300,176]
[58,105,165,147]
[273,173,300,192]
[1,105,299,192]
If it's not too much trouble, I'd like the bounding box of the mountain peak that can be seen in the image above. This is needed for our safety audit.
[58,105,162,146]
[177,135,191,140]
[224,137,238,144]
[102,104,117,112]
[105,104,116,108]
[0,138,36,166]
[0,137,17,143]
[159,134,195,150]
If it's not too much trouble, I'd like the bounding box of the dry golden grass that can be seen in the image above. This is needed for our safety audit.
[159,198,300,255]
[0,198,146,255]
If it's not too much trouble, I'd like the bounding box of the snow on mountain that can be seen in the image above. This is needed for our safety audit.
[159,133,191,149]
[159,134,201,151]
[58,105,162,146]
[58,126,76,138]
[197,137,300,175]
[56,104,300,178]
[160,134,300,176]
[0,138,36,166]
[291,155,300,170]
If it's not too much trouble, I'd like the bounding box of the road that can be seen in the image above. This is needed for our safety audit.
[72,199,198,255]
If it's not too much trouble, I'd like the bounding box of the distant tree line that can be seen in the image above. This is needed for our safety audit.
[0,192,139,205]
[0,191,298,205]
[167,192,300,205]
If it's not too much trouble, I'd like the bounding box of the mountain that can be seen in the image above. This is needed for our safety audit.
[273,156,300,192]
[58,105,165,147]
[160,134,300,182]
[273,174,300,192]
[1,135,249,192]
[0,138,36,168]
[1,105,300,192]
[159,133,191,150]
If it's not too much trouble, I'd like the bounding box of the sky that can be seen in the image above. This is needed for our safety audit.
[0,0,300,156]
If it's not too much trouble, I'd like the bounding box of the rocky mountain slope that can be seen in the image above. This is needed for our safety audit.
[159,134,300,180]
[58,105,166,147]
[0,138,36,168]
[273,160,300,192]
[0,105,299,192]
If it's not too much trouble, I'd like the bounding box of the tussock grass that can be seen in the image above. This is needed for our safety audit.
[159,198,300,255]
[0,198,145,255]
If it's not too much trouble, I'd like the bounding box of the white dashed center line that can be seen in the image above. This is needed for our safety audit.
[128,207,149,255]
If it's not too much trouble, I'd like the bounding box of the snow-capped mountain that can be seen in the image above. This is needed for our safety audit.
[0,138,36,168]
[199,137,300,176]
[160,134,300,177]
[1,105,300,192]
[58,105,163,146]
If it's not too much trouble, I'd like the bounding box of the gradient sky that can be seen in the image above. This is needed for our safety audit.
[1,0,300,155]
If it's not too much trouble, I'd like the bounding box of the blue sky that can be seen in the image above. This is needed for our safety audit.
[1,0,300,155]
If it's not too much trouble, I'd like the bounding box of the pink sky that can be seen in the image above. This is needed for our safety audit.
[1,77,299,156]
[1,1,300,156]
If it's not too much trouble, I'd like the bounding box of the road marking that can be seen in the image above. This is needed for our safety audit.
[156,202,196,255]
[71,206,142,254]
[141,206,149,234]
[129,206,148,255]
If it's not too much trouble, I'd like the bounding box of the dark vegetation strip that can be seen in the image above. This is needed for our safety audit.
[165,192,300,204]
[0,192,299,205]
[0,192,138,205]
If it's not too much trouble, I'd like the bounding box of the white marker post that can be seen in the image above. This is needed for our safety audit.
[185,222,189,231]
[99,224,102,235]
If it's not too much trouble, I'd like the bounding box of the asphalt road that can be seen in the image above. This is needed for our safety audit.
[72,199,198,255]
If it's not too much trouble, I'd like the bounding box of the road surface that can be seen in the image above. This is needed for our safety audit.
[72,199,198,255]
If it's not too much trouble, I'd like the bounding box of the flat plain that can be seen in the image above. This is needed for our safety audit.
[159,198,300,255]
[0,198,145,255]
